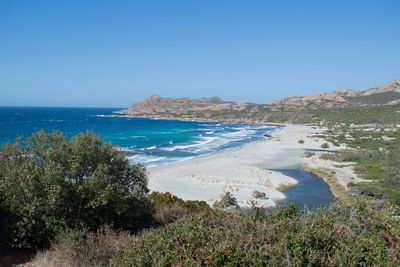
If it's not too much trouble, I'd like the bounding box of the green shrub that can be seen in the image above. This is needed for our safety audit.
[385,150,400,186]
[304,151,315,158]
[149,191,210,213]
[213,192,238,209]
[116,201,400,266]
[0,130,153,248]
[149,191,184,211]
[321,142,330,149]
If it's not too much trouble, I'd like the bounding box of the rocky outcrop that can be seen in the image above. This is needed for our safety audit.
[361,79,400,96]
[266,78,400,110]
[119,95,252,116]
[119,78,400,120]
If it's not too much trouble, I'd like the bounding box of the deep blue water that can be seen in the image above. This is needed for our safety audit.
[0,107,279,167]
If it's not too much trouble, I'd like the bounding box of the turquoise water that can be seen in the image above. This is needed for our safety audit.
[0,107,280,167]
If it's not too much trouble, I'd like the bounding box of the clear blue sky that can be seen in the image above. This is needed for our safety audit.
[1,0,399,107]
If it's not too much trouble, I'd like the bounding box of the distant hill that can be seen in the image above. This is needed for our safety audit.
[119,95,253,116]
[266,78,400,110]
[119,78,400,123]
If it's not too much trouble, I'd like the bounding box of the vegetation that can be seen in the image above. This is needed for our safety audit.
[320,142,329,149]
[302,103,400,125]
[213,192,239,209]
[275,183,295,192]
[303,151,315,158]
[28,200,400,267]
[0,130,153,248]
[315,122,400,204]
[143,103,400,125]
[252,190,267,199]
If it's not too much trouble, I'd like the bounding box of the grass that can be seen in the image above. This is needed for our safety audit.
[333,164,347,168]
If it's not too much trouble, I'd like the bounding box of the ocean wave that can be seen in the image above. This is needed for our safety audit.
[121,122,280,168]
[160,136,217,152]
[130,135,146,138]
[128,154,167,164]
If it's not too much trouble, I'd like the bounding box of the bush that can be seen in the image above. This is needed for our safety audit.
[321,142,330,149]
[32,225,133,267]
[149,191,184,211]
[385,150,400,186]
[304,151,315,158]
[213,192,238,209]
[0,130,153,248]
[149,191,210,214]
[116,201,400,266]
[153,203,188,225]
[298,139,304,144]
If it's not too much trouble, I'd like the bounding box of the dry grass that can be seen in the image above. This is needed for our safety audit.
[275,183,295,192]
[30,225,134,267]
[153,202,188,225]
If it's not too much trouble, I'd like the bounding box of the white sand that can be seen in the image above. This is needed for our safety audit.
[148,124,338,207]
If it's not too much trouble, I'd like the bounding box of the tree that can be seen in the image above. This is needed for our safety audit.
[0,130,152,248]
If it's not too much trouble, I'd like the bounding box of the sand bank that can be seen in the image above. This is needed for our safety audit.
[148,124,341,207]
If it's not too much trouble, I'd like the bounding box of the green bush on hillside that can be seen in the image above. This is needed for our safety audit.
[115,201,400,266]
[0,130,153,248]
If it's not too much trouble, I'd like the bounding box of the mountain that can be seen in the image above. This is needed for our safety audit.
[119,95,252,116]
[266,78,400,110]
[119,78,400,122]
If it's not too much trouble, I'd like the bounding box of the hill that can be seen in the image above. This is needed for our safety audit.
[119,78,400,123]
[265,78,400,110]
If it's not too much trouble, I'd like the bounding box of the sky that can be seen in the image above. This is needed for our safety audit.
[0,0,399,107]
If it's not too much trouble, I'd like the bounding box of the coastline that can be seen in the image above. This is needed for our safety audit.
[148,124,343,208]
[107,112,286,125]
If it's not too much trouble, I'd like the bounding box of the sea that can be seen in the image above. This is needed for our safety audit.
[0,107,279,167]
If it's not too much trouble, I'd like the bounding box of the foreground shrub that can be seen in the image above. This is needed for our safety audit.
[149,191,210,212]
[149,191,210,225]
[32,225,133,267]
[0,130,153,248]
[116,201,400,266]
[153,203,188,225]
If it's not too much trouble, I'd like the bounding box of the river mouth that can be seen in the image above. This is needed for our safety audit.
[272,164,336,211]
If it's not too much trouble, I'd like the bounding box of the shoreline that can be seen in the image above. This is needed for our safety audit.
[106,112,287,126]
[148,124,343,208]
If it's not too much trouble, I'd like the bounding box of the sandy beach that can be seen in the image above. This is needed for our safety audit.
[148,124,345,207]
